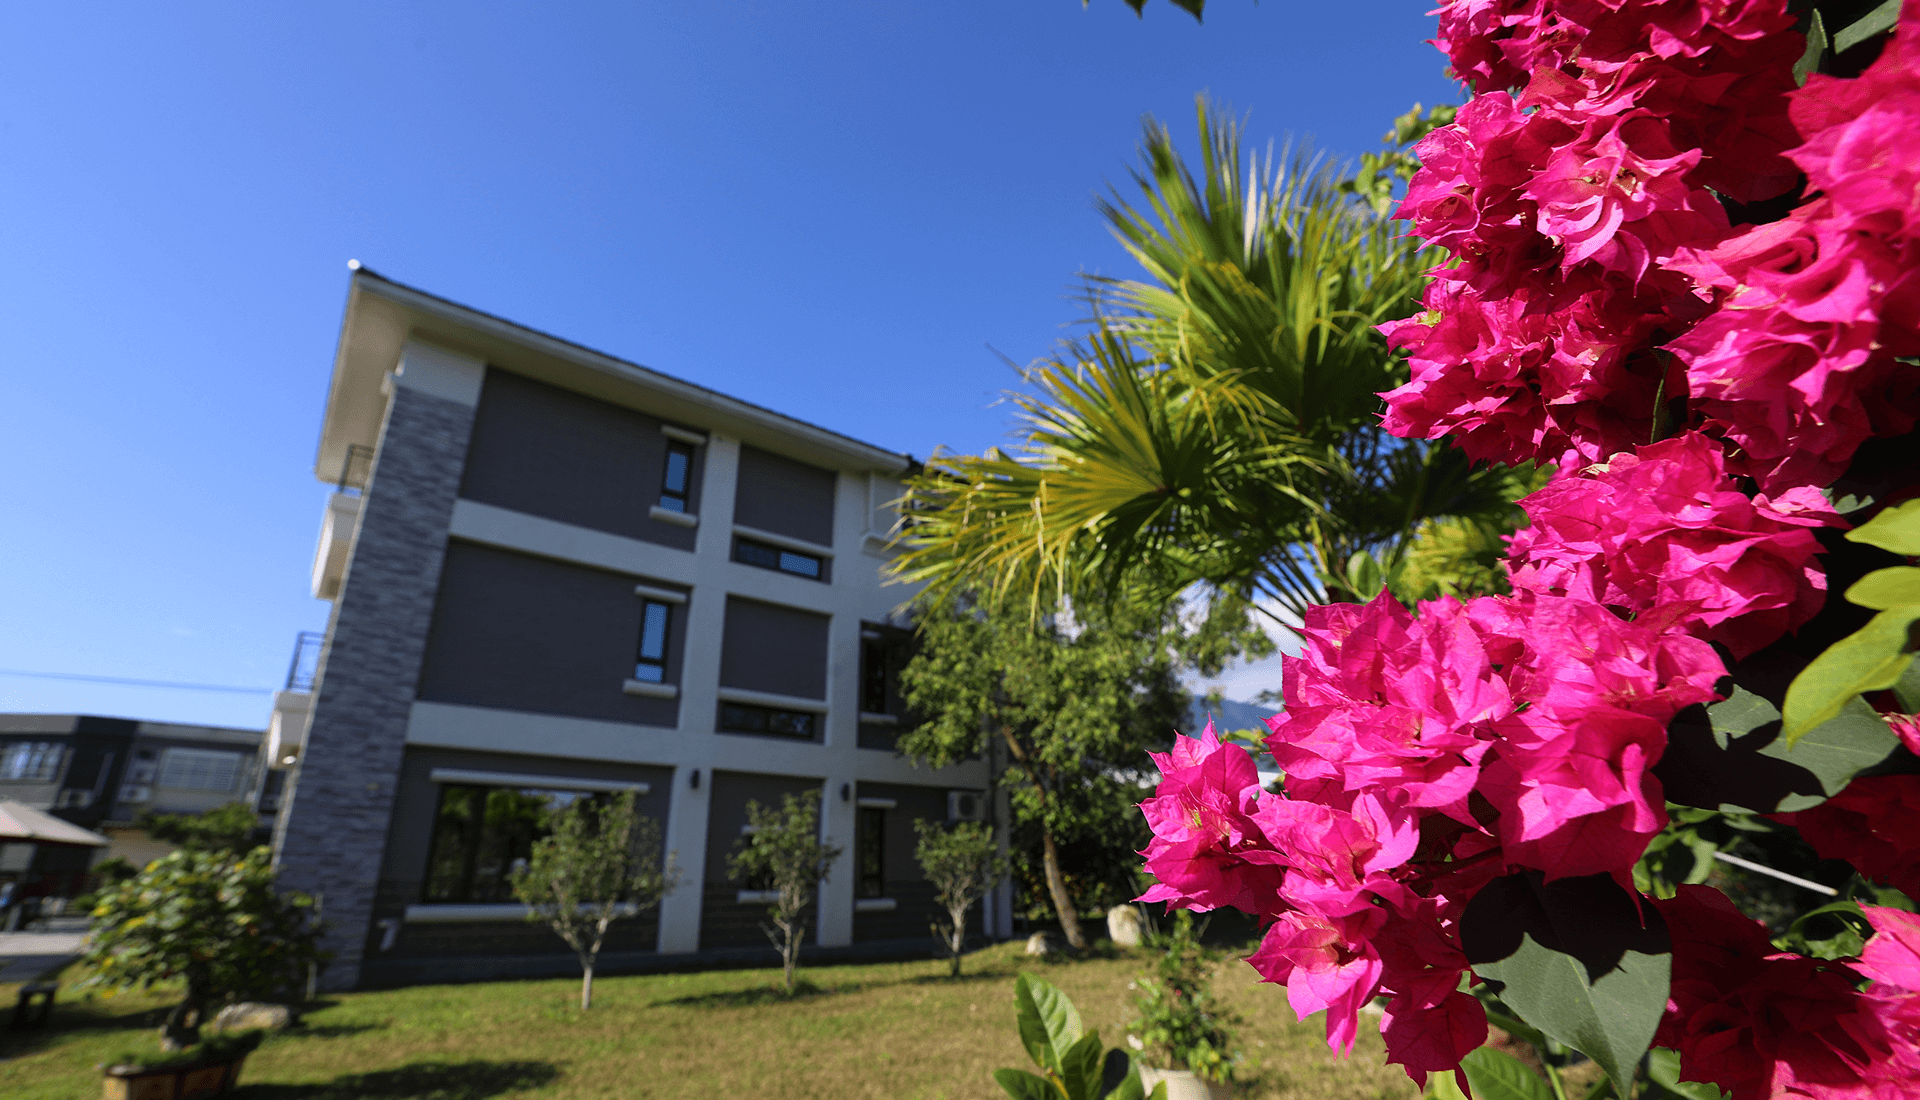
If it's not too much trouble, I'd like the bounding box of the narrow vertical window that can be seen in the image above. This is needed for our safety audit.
[658,440,695,513]
[861,638,889,714]
[858,807,885,898]
[634,600,672,683]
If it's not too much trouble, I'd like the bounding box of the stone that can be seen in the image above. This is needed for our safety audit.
[1025,931,1064,956]
[1106,904,1145,947]
[211,1002,295,1032]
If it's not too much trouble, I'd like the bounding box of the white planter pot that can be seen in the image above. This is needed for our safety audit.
[1137,1067,1230,1100]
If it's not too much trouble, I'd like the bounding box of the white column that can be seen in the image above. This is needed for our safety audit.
[657,765,708,954]
[817,779,853,947]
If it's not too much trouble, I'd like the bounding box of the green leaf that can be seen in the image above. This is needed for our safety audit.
[1845,567,1920,610]
[1833,0,1903,53]
[1761,694,1901,810]
[1474,934,1670,1093]
[1015,974,1084,1076]
[994,1068,1064,1100]
[1058,1032,1105,1100]
[1845,498,1920,556]
[1644,1048,1730,1100]
[1795,7,1828,84]
[1426,1067,1470,1100]
[1783,609,1920,744]
[1896,656,1920,713]
[1458,1047,1555,1100]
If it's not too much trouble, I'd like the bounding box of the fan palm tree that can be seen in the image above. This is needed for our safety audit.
[892,98,1526,628]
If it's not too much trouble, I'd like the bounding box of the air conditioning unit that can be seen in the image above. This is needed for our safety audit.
[948,791,985,822]
[55,789,93,809]
[129,764,157,784]
[119,784,153,804]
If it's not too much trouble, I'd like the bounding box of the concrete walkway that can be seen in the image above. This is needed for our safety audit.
[0,919,88,984]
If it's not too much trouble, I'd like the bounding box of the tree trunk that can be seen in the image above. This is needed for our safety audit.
[161,988,205,1051]
[580,961,594,1010]
[948,902,968,976]
[1041,828,1088,950]
[783,915,803,994]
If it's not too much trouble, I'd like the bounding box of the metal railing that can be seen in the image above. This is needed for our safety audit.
[335,443,374,495]
[284,631,326,693]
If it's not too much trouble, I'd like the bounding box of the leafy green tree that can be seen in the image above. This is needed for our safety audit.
[899,593,1224,950]
[728,792,843,995]
[136,802,259,857]
[507,791,677,1010]
[81,847,327,1049]
[914,819,1011,976]
[892,100,1522,629]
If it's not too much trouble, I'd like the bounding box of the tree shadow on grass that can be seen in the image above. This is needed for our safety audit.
[652,977,851,1008]
[907,971,1011,986]
[233,1059,560,1099]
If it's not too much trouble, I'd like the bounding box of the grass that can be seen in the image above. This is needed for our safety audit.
[0,942,1424,1100]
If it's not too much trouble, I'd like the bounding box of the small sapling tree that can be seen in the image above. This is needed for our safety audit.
[508,790,677,1010]
[728,792,842,995]
[81,847,327,1049]
[913,819,1009,977]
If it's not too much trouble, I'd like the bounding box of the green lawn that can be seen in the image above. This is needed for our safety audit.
[0,942,1422,1099]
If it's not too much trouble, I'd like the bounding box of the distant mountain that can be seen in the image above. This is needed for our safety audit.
[1185,696,1277,738]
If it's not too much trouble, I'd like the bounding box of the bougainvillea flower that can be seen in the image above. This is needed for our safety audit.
[1507,431,1834,657]
[1247,908,1387,1052]
[1770,775,1920,902]
[1136,723,1287,914]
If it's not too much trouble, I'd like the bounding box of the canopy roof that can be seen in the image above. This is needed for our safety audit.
[0,800,110,846]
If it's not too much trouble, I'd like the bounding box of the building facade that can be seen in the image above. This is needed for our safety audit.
[0,713,269,896]
[271,267,1009,990]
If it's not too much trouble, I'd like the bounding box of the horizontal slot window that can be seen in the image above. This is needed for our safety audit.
[719,702,816,739]
[425,783,609,904]
[734,537,823,581]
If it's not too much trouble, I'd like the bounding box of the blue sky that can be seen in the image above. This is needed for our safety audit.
[0,1,1457,728]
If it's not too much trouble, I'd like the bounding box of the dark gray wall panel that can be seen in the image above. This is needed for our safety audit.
[852,782,981,944]
[462,368,701,552]
[700,771,822,950]
[416,541,687,727]
[732,445,835,547]
[370,746,674,963]
[718,597,829,701]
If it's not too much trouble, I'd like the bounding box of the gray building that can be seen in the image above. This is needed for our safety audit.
[270,266,1009,990]
[0,713,269,898]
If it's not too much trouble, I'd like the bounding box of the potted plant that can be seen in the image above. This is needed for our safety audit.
[1128,910,1241,1100]
[99,1029,263,1099]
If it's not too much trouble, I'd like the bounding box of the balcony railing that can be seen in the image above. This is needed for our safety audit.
[336,443,374,495]
[284,631,326,693]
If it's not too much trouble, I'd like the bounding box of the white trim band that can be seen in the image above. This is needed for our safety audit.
[622,680,679,700]
[404,902,643,923]
[857,712,898,727]
[737,890,779,904]
[660,424,708,446]
[428,768,651,794]
[855,797,896,809]
[854,898,897,912]
[633,584,689,604]
[649,506,698,528]
[717,687,830,713]
[732,524,834,558]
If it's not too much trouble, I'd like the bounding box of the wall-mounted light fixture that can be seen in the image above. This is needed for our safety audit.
[840,783,851,802]
[689,769,701,790]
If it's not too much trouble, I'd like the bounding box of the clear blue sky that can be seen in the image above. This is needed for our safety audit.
[0,1,1457,728]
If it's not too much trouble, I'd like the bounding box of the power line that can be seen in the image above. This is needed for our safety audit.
[0,668,272,695]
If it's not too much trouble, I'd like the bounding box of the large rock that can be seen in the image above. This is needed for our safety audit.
[1106,904,1145,948]
[1025,931,1065,956]
[211,1002,295,1032]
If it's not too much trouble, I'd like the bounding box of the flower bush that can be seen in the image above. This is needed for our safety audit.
[1138,1,1920,1096]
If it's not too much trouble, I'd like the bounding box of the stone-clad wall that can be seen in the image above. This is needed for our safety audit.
[273,374,478,991]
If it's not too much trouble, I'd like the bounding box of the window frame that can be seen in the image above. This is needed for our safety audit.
[421,782,605,905]
[0,742,65,782]
[733,536,826,581]
[157,748,242,792]
[718,701,817,740]
[857,806,886,899]
[658,439,696,513]
[633,598,673,683]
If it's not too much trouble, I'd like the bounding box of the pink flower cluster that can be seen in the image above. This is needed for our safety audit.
[1138,590,1721,1080]
[1505,431,1835,658]
[1655,888,1920,1099]
[1389,0,1920,486]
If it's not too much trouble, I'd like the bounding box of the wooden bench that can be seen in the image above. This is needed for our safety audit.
[11,981,56,1029]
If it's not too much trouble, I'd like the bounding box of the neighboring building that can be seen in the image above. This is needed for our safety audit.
[0,714,269,897]
[270,266,1009,991]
